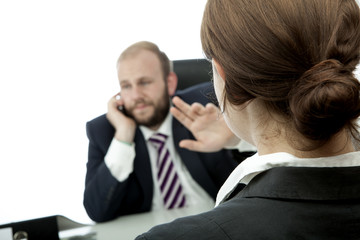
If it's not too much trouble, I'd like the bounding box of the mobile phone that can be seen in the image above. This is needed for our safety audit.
[119,105,130,117]
[115,94,129,116]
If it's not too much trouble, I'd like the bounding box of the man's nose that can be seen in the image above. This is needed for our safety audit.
[130,86,144,100]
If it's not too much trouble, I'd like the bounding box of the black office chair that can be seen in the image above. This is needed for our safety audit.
[172,58,256,163]
[173,59,212,90]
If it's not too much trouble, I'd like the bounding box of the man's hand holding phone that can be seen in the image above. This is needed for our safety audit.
[106,92,136,143]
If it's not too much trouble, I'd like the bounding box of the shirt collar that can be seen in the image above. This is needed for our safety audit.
[216,151,360,207]
[140,112,173,141]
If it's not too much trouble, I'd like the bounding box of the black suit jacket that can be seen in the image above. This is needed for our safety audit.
[136,165,360,240]
[83,82,239,222]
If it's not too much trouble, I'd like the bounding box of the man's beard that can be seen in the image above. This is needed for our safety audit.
[128,92,170,128]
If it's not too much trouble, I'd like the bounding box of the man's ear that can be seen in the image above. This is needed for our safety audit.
[167,71,178,96]
[213,59,226,81]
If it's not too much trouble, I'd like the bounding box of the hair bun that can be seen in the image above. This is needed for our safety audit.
[289,59,360,141]
[303,59,351,81]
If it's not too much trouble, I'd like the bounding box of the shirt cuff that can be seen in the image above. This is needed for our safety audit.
[105,138,136,182]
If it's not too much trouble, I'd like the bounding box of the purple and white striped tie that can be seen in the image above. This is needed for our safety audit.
[149,133,186,209]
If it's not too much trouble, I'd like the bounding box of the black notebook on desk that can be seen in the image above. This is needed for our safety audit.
[0,215,96,240]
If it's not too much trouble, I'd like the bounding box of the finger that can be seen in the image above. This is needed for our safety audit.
[172,96,198,122]
[204,103,221,120]
[190,102,207,116]
[108,93,124,110]
[111,92,121,99]
[179,139,207,152]
[205,103,219,114]
[109,93,120,103]
[175,100,206,121]
[172,96,191,115]
[114,93,124,106]
[170,106,194,129]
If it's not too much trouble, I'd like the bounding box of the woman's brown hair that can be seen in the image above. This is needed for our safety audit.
[201,0,360,143]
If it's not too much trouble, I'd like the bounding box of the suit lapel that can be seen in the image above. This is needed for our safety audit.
[172,118,218,198]
[133,128,154,209]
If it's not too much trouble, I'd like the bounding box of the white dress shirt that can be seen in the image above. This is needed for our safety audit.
[104,112,215,211]
[216,151,360,206]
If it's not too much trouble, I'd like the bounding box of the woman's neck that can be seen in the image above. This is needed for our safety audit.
[256,128,355,158]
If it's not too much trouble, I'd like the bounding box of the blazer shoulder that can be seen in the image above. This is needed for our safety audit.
[86,113,114,144]
[87,114,112,129]
[87,113,107,124]
[136,206,230,240]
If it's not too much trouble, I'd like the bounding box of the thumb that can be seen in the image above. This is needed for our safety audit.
[179,139,205,152]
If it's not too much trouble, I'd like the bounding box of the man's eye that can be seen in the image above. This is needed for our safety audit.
[140,81,150,85]
[121,84,131,89]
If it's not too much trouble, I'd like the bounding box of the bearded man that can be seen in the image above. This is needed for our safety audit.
[83,41,244,222]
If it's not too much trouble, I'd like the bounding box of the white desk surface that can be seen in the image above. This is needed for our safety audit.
[91,204,212,240]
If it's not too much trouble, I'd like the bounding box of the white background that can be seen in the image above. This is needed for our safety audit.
[0,0,207,224]
[0,0,359,225]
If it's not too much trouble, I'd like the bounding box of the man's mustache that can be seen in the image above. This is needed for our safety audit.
[128,100,153,112]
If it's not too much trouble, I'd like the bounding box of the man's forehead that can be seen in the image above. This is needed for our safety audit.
[117,51,163,82]
[118,49,160,68]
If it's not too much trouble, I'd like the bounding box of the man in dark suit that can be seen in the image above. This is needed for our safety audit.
[83,41,242,222]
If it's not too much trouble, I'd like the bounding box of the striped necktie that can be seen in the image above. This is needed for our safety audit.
[149,133,186,209]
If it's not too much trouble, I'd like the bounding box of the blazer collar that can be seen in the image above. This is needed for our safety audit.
[171,116,218,199]
[216,151,360,206]
[133,128,154,209]
[239,166,360,201]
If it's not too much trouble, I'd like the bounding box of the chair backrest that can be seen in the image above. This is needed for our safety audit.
[173,59,212,90]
